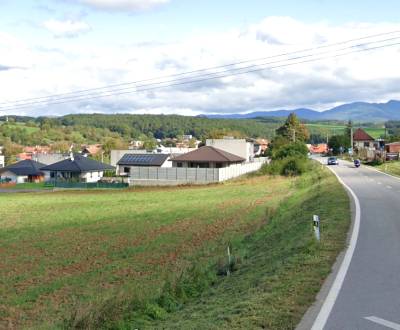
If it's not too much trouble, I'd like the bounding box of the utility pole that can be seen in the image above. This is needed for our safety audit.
[350,127,353,150]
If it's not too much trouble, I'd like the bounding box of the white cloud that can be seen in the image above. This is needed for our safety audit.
[1,17,400,116]
[72,0,169,12]
[42,19,91,38]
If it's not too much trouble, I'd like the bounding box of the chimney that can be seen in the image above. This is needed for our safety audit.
[69,144,74,161]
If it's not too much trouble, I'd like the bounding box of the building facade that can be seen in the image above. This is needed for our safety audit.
[206,138,254,162]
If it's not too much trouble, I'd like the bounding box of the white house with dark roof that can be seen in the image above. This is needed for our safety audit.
[116,153,172,176]
[0,159,47,183]
[171,146,245,168]
[40,154,114,183]
[206,138,254,162]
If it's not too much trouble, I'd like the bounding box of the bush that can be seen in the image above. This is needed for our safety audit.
[265,157,309,177]
[272,142,308,160]
[281,157,308,176]
[367,158,384,166]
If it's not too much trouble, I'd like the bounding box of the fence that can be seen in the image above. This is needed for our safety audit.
[129,158,268,186]
[50,181,128,189]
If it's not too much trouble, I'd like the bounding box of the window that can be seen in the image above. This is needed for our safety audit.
[177,162,183,168]
[364,142,370,147]
[124,167,130,174]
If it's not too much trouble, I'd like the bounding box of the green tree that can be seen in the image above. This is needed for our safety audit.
[328,135,350,155]
[276,113,310,142]
[143,137,157,151]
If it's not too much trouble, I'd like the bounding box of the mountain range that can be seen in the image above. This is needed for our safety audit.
[206,100,400,122]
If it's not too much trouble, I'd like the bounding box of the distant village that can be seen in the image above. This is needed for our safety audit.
[0,136,270,187]
[1,126,399,188]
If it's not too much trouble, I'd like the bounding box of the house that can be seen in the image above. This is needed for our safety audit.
[111,150,152,167]
[255,139,269,154]
[385,142,400,160]
[81,144,102,156]
[171,146,245,168]
[206,138,254,162]
[41,154,114,183]
[110,148,197,167]
[385,142,400,153]
[157,146,197,154]
[34,153,69,165]
[129,140,144,150]
[116,153,172,176]
[17,145,51,161]
[308,143,328,154]
[0,160,47,183]
[353,128,378,151]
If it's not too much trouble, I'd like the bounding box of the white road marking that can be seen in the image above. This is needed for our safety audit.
[377,182,382,185]
[387,186,393,189]
[365,165,400,181]
[365,316,400,330]
[311,164,361,330]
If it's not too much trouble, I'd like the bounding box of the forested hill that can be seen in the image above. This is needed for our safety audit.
[0,114,283,149]
[56,114,282,139]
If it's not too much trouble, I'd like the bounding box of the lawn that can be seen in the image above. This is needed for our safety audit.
[0,165,350,329]
[363,128,386,139]
[305,123,385,139]
[1,122,40,133]
[373,161,400,177]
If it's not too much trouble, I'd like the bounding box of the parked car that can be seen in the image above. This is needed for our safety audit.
[327,157,339,165]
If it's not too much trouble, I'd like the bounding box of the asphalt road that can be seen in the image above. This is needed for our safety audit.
[312,157,400,330]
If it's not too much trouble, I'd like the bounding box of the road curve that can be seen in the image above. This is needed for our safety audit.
[309,157,400,329]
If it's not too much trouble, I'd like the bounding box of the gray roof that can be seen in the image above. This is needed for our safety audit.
[41,154,114,173]
[117,153,169,166]
[171,146,245,163]
[0,160,46,176]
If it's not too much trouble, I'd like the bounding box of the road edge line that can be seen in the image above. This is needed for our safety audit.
[311,166,361,330]
[365,165,400,181]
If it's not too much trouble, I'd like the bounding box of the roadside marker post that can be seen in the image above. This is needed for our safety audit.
[313,215,320,241]
[227,246,231,276]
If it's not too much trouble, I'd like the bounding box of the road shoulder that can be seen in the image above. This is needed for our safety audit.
[296,164,357,330]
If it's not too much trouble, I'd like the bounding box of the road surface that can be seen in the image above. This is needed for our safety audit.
[309,157,400,329]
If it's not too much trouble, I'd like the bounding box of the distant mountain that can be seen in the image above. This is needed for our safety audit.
[206,100,400,122]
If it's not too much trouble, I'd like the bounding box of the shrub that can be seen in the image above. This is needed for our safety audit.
[272,142,308,160]
[281,157,308,176]
[265,157,309,177]
[368,158,384,166]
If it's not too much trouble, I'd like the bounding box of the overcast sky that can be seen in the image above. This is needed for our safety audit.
[1,0,400,116]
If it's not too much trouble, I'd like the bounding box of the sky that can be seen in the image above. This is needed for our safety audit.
[1,0,400,116]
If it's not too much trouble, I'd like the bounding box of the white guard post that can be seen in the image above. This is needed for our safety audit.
[313,215,320,241]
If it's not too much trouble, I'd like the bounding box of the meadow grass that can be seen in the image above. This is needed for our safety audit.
[0,165,350,329]
[374,161,400,177]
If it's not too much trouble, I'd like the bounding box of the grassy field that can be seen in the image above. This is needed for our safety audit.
[0,166,350,329]
[373,161,400,177]
[305,123,385,139]
[363,128,386,139]
[0,122,40,133]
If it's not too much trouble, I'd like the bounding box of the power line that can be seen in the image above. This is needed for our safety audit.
[3,35,400,111]
[1,38,400,112]
[1,29,400,108]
